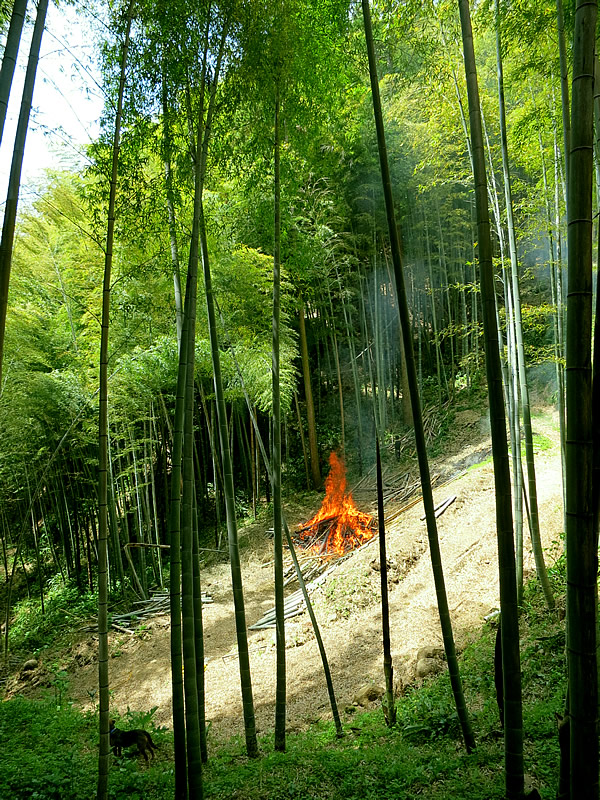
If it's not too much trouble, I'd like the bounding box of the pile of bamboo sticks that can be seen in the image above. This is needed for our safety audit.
[249,562,340,630]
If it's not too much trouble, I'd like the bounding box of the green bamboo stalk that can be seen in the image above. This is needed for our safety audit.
[495,0,554,609]
[215,299,343,737]
[376,436,395,726]
[97,3,135,797]
[457,0,524,793]
[566,0,598,794]
[0,0,28,146]
[180,89,204,797]
[362,0,474,754]
[273,82,286,752]
[0,0,48,387]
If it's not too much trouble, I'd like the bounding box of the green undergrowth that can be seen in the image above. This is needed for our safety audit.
[523,432,553,456]
[6,574,165,656]
[7,577,99,654]
[0,556,567,799]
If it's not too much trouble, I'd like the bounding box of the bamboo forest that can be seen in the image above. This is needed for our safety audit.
[0,0,597,797]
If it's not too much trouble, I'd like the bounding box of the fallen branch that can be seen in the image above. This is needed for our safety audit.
[420,495,457,521]
[111,623,135,635]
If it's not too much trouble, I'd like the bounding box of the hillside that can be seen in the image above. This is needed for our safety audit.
[7,405,563,747]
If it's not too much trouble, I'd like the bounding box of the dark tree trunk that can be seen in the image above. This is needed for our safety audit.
[362,0,475,755]
[457,0,524,794]
[566,0,598,796]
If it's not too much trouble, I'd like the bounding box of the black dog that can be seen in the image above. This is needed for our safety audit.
[109,720,157,762]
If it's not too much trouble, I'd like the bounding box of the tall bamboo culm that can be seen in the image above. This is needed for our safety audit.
[0,0,48,387]
[566,0,598,796]
[97,3,135,798]
[494,0,554,610]
[362,0,474,754]
[457,0,524,795]
[0,0,27,146]
[273,82,286,752]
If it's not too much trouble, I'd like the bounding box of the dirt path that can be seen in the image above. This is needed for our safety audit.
[51,408,564,743]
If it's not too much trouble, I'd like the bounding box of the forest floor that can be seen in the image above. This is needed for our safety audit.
[8,402,564,747]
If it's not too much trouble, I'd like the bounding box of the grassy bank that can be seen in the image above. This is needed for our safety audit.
[0,554,566,799]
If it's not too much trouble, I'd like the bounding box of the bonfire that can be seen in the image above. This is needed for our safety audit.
[296,452,376,556]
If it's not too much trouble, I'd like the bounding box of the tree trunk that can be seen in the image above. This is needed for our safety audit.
[593,56,600,546]
[424,212,446,406]
[495,1,554,609]
[294,391,311,490]
[556,0,571,193]
[218,313,344,738]
[0,0,28,146]
[168,269,191,800]
[566,0,598,795]
[458,0,525,792]
[0,0,48,387]
[327,294,346,458]
[201,207,258,757]
[128,429,148,598]
[362,0,475,755]
[197,21,257,758]
[106,426,125,589]
[192,501,208,763]
[180,85,204,798]
[97,3,134,798]
[373,262,386,429]
[538,118,567,535]
[298,299,321,489]
[272,83,286,752]
[161,69,183,351]
[376,435,395,726]
[335,265,365,470]
[553,135,567,514]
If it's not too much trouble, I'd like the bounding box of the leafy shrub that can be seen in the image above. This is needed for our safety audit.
[9,579,98,652]
[397,689,461,743]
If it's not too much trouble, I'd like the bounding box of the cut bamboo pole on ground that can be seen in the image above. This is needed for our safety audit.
[250,562,341,630]
[420,496,457,521]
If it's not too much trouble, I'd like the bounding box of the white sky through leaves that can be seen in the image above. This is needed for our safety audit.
[0,2,103,205]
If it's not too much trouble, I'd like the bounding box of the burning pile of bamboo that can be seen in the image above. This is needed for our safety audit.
[295,513,377,556]
[290,452,378,556]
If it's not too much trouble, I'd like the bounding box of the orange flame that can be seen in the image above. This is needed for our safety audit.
[298,452,375,556]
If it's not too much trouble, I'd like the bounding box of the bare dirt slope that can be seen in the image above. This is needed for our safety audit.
[40,408,565,744]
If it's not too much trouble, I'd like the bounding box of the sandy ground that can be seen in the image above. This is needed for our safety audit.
[13,406,565,745]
